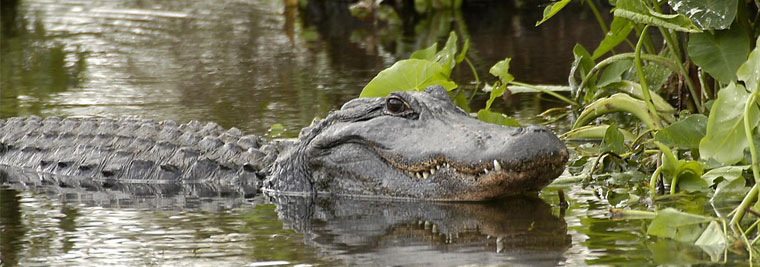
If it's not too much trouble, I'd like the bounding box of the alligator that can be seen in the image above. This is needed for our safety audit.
[0,85,568,201]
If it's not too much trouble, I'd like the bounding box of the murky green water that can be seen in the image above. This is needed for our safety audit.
[0,0,749,266]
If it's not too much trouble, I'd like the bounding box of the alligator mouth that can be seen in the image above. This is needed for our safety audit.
[383,150,569,182]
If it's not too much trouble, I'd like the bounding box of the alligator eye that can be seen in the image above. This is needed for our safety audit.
[385,96,408,114]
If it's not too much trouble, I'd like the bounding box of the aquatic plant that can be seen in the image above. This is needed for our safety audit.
[360,0,760,263]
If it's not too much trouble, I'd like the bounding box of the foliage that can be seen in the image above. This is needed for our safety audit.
[541,0,760,262]
[360,0,760,262]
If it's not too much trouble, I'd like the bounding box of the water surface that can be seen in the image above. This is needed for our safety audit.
[0,0,746,266]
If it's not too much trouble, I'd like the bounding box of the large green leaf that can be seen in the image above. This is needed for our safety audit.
[535,0,572,26]
[360,59,457,97]
[668,0,737,30]
[592,17,635,59]
[737,36,760,92]
[410,43,437,60]
[699,82,760,165]
[655,114,707,150]
[688,25,750,84]
[614,0,701,32]
[647,208,715,243]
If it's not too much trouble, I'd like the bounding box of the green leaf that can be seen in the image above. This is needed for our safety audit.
[597,59,632,87]
[452,93,471,113]
[699,82,759,165]
[701,165,748,185]
[592,17,635,59]
[563,124,636,141]
[476,109,520,127]
[535,0,572,26]
[668,0,737,30]
[613,0,701,32]
[676,161,706,192]
[688,25,750,84]
[657,142,680,180]
[571,44,597,99]
[737,36,760,92]
[435,31,458,76]
[360,59,458,97]
[605,80,675,113]
[410,43,437,60]
[703,165,749,202]
[713,174,749,203]
[484,84,506,111]
[647,208,714,243]
[601,122,626,154]
[489,58,515,85]
[456,38,469,63]
[655,114,707,150]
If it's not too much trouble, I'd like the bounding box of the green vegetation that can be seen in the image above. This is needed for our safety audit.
[359,0,760,263]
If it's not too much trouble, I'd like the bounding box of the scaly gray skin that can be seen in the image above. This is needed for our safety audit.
[0,85,568,201]
[266,85,568,200]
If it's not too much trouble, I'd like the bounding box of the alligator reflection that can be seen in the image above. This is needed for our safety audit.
[268,194,571,265]
[2,168,570,265]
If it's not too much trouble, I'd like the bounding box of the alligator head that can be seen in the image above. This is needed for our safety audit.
[265,85,568,200]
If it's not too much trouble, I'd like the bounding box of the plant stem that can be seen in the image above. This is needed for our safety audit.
[649,165,663,194]
[464,56,480,102]
[698,69,713,100]
[509,81,578,106]
[634,26,662,129]
[731,92,760,226]
[583,0,608,33]
[659,27,703,113]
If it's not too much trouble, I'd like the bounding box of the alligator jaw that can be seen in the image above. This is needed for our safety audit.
[382,149,569,201]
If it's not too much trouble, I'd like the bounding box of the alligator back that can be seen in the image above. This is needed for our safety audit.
[0,116,272,194]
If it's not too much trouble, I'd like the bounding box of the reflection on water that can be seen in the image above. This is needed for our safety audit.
[0,175,570,266]
[0,0,603,135]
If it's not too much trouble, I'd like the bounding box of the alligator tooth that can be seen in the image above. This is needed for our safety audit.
[493,160,501,172]
[422,172,429,179]
[408,171,414,177]
[430,168,436,175]
[436,165,441,170]
[416,172,423,179]
[484,169,489,174]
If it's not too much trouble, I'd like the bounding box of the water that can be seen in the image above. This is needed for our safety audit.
[0,0,747,266]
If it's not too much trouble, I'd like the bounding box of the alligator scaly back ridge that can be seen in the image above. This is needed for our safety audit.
[0,116,275,195]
